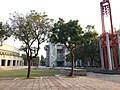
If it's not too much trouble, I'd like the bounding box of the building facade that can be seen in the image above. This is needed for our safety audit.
[0,44,23,66]
[44,43,100,68]
[45,43,69,67]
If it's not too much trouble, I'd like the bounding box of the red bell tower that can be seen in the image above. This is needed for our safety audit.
[100,0,119,70]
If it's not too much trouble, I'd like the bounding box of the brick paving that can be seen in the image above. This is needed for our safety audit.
[87,72,120,83]
[0,74,120,90]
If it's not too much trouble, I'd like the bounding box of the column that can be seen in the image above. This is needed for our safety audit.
[117,35,120,66]
[22,60,24,66]
[64,60,66,66]
[76,61,78,67]
[80,59,82,67]
[106,34,113,70]
[99,38,105,70]
[5,60,8,66]
[18,61,20,66]
[10,60,13,66]
[110,48,114,69]
[15,60,17,66]
[0,60,1,66]
[88,60,90,66]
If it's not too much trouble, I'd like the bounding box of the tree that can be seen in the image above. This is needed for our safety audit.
[83,25,100,66]
[0,22,11,45]
[21,54,27,66]
[32,56,40,67]
[10,10,53,78]
[74,25,100,67]
[40,55,45,66]
[49,18,84,76]
[21,53,40,67]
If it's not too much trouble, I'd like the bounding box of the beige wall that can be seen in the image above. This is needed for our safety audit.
[0,44,23,66]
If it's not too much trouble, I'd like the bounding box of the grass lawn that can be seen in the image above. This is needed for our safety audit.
[0,69,60,78]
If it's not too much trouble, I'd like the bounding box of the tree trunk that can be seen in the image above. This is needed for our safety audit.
[27,55,32,78]
[69,51,74,77]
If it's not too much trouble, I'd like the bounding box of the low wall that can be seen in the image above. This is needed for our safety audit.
[60,68,86,76]
[85,67,101,72]
[0,66,27,70]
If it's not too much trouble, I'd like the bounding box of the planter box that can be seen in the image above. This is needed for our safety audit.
[60,68,86,76]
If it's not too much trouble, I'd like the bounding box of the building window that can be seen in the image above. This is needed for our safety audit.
[57,49,63,60]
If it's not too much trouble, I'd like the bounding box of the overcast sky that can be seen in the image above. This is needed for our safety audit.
[1,0,120,57]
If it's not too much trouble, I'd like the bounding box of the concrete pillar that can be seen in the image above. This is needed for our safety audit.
[110,48,114,69]
[117,35,120,66]
[75,61,77,67]
[15,60,17,66]
[5,60,7,66]
[10,60,13,66]
[48,45,51,67]
[80,60,82,67]
[106,34,113,70]
[18,61,20,66]
[99,38,105,70]
[88,60,90,66]
[0,60,1,66]
[64,60,66,66]
[17,61,19,66]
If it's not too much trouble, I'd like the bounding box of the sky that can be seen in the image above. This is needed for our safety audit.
[1,0,120,57]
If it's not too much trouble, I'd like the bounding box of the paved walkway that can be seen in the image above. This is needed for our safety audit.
[0,74,120,90]
[87,72,120,83]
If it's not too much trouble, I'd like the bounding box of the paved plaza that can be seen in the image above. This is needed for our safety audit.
[0,72,120,90]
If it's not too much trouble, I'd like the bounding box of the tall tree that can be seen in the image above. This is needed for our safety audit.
[49,18,84,76]
[74,25,100,67]
[84,25,100,66]
[10,10,53,78]
[0,22,11,45]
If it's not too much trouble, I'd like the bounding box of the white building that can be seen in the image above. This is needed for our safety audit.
[0,44,23,66]
[45,43,69,68]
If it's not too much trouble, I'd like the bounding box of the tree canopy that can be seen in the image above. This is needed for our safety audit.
[49,18,83,48]
[74,25,100,66]
[49,18,84,76]
[0,22,11,45]
[9,10,53,78]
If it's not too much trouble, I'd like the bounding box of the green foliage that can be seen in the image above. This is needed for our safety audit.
[10,10,53,58]
[49,18,84,76]
[21,54,27,66]
[65,53,71,62]
[0,22,11,45]
[74,25,100,66]
[21,54,40,66]
[83,25,99,57]
[40,55,45,66]
[9,10,53,78]
[49,18,84,51]
[33,56,40,66]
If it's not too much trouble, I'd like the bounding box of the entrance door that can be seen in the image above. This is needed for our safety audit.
[7,60,11,66]
[1,60,5,66]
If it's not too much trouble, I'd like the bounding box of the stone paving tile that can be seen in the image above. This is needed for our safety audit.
[1,76,120,90]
